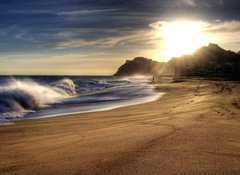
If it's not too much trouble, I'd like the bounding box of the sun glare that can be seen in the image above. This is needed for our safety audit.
[160,21,209,61]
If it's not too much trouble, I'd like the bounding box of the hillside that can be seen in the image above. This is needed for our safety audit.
[114,57,165,76]
[114,44,240,78]
[172,44,240,77]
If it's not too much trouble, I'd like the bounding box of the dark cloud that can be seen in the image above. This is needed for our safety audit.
[0,0,239,53]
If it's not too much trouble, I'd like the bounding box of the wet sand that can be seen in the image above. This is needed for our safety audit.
[1,79,240,175]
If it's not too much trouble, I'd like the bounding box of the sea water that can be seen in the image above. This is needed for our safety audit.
[0,76,163,124]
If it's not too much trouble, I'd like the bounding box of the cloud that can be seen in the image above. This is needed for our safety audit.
[149,19,240,53]
[203,20,240,51]
[204,20,240,33]
[57,9,119,16]
[150,19,240,34]
[175,0,224,7]
[149,21,167,30]
[0,0,240,62]
[176,0,196,6]
[55,28,160,50]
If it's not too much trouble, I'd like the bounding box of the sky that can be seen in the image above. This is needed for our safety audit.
[0,0,240,75]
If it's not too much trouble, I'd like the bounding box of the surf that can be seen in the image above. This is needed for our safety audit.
[0,76,162,124]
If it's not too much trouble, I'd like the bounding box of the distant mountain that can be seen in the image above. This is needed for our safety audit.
[114,44,240,78]
[238,51,240,55]
[172,43,240,77]
[114,57,165,76]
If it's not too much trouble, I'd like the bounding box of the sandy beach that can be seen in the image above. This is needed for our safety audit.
[1,79,240,175]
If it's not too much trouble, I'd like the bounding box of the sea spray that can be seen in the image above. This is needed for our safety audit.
[0,78,76,114]
[52,78,76,95]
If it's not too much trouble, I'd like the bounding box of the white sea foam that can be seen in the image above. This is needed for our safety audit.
[0,78,76,121]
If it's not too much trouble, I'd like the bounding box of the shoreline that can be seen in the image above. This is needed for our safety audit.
[0,80,159,124]
[25,91,164,121]
[1,79,240,174]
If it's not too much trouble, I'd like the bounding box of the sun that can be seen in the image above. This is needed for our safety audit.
[160,21,209,61]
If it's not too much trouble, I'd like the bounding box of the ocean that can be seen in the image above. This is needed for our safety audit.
[0,76,163,124]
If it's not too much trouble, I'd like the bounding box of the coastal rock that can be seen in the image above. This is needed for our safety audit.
[114,57,165,76]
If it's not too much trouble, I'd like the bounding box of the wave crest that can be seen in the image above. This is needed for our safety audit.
[0,78,76,113]
[53,78,76,95]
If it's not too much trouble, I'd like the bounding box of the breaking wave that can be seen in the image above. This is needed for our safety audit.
[0,78,76,114]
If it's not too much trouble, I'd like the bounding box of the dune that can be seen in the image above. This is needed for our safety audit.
[0,79,240,175]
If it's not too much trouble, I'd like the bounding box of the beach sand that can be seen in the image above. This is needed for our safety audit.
[1,79,240,175]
